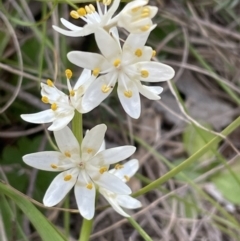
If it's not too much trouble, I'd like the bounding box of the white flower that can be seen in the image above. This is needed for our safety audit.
[21,69,94,131]
[113,0,158,33]
[99,159,141,217]
[67,28,175,119]
[23,124,136,220]
[52,0,120,37]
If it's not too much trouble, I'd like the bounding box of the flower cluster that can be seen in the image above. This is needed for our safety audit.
[21,0,175,219]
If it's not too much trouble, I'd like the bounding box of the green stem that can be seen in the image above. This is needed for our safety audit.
[127,217,153,241]
[133,116,240,197]
[79,219,93,241]
[63,195,70,237]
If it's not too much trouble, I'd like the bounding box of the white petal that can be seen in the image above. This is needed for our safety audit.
[99,188,129,217]
[23,151,74,171]
[109,27,121,49]
[117,74,141,119]
[116,195,142,209]
[67,51,110,71]
[21,109,55,124]
[81,124,107,158]
[122,0,148,10]
[81,73,117,112]
[94,28,121,60]
[43,168,78,206]
[94,172,131,194]
[74,171,96,220]
[60,18,82,31]
[136,82,162,100]
[109,159,139,181]
[91,146,136,165]
[74,69,92,89]
[136,62,175,82]
[48,111,74,131]
[54,126,80,155]
[41,83,67,102]
[103,0,120,21]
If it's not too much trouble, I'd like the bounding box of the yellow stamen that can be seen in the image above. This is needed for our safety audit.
[141,12,150,18]
[64,151,71,158]
[124,90,133,98]
[77,8,86,16]
[132,7,140,12]
[87,148,93,154]
[93,68,100,76]
[89,4,95,12]
[101,84,111,93]
[85,5,92,14]
[86,183,93,189]
[113,59,121,67]
[70,10,79,19]
[41,96,49,104]
[124,175,130,182]
[70,90,75,97]
[141,70,149,78]
[99,166,108,174]
[142,7,150,14]
[135,49,142,57]
[152,50,156,57]
[115,164,124,170]
[51,164,58,169]
[51,103,58,111]
[65,69,72,79]
[140,25,150,31]
[103,0,111,5]
[64,175,72,181]
[47,79,54,87]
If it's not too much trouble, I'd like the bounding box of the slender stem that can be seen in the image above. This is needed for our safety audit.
[127,217,153,241]
[79,219,93,241]
[63,196,70,237]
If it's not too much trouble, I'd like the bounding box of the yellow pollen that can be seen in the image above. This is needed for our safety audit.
[93,68,100,76]
[64,175,72,181]
[135,49,142,57]
[113,59,121,67]
[142,7,150,14]
[124,90,133,98]
[152,50,156,57]
[115,164,124,170]
[132,7,140,12]
[85,5,92,14]
[99,166,108,174]
[141,70,149,78]
[65,69,72,79]
[47,79,54,87]
[87,148,93,154]
[70,10,79,19]
[89,4,95,12]
[70,90,75,97]
[124,175,130,182]
[51,164,58,169]
[141,12,150,18]
[51,103,58,111]
[103,0,111,5]
[141,25,150,31]
[64,151,71,158]
[41,96,49,104]
[86,183,93,189]
[101,84,111,93]
[77,8,86,16]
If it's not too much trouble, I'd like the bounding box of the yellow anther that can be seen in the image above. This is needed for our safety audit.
[115,164,124,170]
[87,148,93,154]
[140,25,150,31]
[142,7,150,14]
[65,69,72,79]
[47,79,54,87]
[51,103,58,111]
[85,5,92,14]
[70,10,79,19]
[135,49,142,57]
[93,68,100,76]
[101,84,111,93]
[51,164,58,169]
[99,166,108,174]
[41,96,49,104]
[70,90,75,97]
[131,7,140,12]
[103,0,111,5]
[124,175,130,182]
[141,12,150,18]
[64,151,71,158]
[152,50,156,57]
[64,175,72,181]
[86,183,93,189]
[141,70,149,78]
[77,8,86,16]
[89,4,95,12]
[124,90,133,98]
[113,59,121,67]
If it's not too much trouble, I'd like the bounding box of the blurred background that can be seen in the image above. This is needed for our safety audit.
[0,0,240,240]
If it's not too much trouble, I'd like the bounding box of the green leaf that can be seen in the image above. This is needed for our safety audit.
[0,181,67,241]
